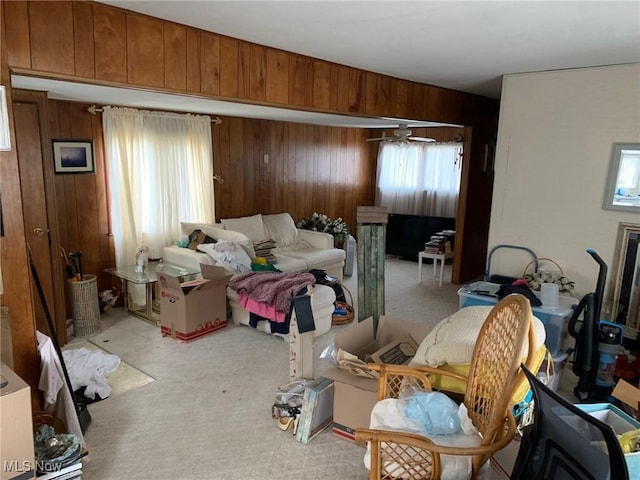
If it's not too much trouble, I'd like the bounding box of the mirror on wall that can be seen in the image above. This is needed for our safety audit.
[603,143,640,212]
[609,222,640,340]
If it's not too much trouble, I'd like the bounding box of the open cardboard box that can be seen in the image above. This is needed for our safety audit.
[158,264,232,342]
[613,378,640,420]
[323,316,430,441]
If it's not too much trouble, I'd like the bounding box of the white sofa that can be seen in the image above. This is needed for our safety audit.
[161,213,345,339]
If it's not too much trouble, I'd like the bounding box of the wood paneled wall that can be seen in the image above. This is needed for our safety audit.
[3,0,499,286]
[0,6,41,406]
[2,1,496,127]
[213,118,375,231]
[42,101,379,296]
[46,99,115,295]
[1,0,498,384]
[44,100,465,308]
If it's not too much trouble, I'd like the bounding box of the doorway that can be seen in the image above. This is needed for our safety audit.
[12,89,67,343]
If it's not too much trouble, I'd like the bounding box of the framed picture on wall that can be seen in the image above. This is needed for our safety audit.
[52,139,94,174]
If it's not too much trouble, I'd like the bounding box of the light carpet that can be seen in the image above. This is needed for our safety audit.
[77,256,463,479]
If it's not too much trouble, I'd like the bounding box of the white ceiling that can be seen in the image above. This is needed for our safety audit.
[13,1,640,128]
[96,0,640,99]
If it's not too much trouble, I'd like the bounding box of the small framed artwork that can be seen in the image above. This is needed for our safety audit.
[52,139,94,174]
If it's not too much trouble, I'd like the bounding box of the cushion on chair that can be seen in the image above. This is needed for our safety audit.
[363,398,485,480]
[220,214,268,241]
[409,306,547,404]
[412,306,546,367]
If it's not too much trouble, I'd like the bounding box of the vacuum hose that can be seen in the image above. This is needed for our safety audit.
[586,249,607,327]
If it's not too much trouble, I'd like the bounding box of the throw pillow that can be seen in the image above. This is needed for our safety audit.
[221,214,267,241]
[180,221,221,238]
[262,213,299,248]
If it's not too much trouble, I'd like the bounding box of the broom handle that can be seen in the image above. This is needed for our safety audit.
[28,248,83,417]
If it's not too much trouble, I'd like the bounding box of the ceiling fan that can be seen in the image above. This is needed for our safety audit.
[366,124,435,143]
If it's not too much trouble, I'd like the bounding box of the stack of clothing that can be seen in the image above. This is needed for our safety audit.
[253,239,277,263]
[228,271,315,334]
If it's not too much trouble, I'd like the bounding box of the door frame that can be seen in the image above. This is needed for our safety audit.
[12,88,67,344]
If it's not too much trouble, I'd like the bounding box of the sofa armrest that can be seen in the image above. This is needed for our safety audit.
[297,229,335,249]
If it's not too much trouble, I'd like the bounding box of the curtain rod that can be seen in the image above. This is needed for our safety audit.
[87,105,222,125]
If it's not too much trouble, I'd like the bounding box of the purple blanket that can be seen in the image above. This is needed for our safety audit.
[228,272,315,313]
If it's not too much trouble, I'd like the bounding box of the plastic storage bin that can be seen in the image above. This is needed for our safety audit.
[458,281,577,356]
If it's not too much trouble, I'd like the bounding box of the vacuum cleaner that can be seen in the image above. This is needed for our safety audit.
[567,249,624,402]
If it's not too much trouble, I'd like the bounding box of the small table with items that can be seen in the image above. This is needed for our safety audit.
[104,261,200,325]
[418,251,453,287]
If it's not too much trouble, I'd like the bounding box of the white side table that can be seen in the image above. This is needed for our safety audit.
[418,251,452,287]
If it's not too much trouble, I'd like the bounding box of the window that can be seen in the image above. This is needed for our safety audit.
[102,107,214,267]
[375,142,462,217]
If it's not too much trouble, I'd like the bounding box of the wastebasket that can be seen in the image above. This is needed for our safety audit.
[68,274,100,337]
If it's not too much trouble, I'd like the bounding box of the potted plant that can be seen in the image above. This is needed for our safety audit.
[297,212,349,246]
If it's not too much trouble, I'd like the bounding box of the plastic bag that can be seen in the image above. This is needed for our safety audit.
[399,387,461,435]
[319,342,338,365]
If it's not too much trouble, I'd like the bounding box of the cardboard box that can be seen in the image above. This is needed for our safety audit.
[323,316,431,440]
[369,334,418,365]
[1,363,35,480]
[158,264,232,342]
[488,436,522,480]
[613,378,640,419]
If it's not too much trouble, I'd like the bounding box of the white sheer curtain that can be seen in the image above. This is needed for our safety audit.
[102,107,214,266]
[375,142,462,217]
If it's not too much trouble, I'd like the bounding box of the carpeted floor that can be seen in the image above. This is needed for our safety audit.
[77,256,463,479]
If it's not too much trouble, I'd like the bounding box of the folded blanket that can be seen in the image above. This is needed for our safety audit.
[228,271,315,313]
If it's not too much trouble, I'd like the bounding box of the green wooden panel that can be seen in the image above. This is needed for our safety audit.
[356,222,386,334]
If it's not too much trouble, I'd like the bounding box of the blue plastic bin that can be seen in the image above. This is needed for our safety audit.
[458,281,577,356]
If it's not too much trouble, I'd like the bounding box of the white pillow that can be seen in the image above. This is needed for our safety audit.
[197,241,252,274]
[180,222,255,258]
[262,213,299,248]
[411,306,546,367]
[180,221,224,238]
[221,214,267,241]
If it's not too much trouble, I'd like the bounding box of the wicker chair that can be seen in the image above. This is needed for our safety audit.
[354,293,538,480]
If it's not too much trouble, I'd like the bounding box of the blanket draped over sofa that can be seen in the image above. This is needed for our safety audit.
[228,271,316,317]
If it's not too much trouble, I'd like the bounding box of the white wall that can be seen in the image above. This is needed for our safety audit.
[488,64,640,299]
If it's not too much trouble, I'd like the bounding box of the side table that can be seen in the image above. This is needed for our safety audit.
[104,261,200,325]
[418,251,452,287]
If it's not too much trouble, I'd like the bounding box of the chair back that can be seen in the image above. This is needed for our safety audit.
[511,366,629,480]
[464,293,535,467]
